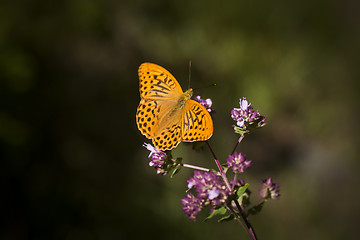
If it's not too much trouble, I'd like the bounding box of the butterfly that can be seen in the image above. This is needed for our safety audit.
[136,63,213,150]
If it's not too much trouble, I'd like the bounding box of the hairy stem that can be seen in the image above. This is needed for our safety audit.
[206,140,258,240]
[233,200,258,240]
[182,163,210,172]
[232,174,238,191]
[225,203,248,234]
[231,135,245,155]
[205,141,231,190]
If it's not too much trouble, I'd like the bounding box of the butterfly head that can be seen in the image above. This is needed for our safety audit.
[184,88,193,99]
[182,88,193,104]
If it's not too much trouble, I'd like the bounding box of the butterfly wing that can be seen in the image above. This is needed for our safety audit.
[138,62,183,100]
[181,100,213,142]
[152,115,182,150]
[136,99,159,138]
[137,63,184,142]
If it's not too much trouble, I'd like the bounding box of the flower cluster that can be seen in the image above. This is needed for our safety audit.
[143,143,169,175]
[258,178,280,200]
[227,152,252,174]
[140,93,280,229]
[181,171,230,221]
[194,95,214,113]
[231,97,266,132]
[181,193,202,221]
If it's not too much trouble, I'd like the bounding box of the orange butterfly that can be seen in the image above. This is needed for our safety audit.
[136,63,213,150]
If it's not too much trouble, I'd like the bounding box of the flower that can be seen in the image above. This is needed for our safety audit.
[194,96,214,113]
[231,97,266,131]
[181,193,203,221]
[143,143,163,158]
[208,187,220,200]
[182,171,230,220]
[259,178,280,200]
[227,152,252,174]
[187,171,228,203]
[143,143,168,175]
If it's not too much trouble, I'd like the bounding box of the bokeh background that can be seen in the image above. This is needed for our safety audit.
[1,0,359,239]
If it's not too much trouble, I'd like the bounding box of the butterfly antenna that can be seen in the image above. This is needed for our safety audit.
[192,83,217,91]
[188,60,192,89]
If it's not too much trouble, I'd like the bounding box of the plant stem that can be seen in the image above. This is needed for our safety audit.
[205,141,231,190]
[225,204,249,234]
[206,140,258,240]
[233,200,258,240]
[232,174,238,191]
[231,135,244,155]
[182,163,210,172]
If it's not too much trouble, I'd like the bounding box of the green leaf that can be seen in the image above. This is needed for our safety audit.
[204,207,227,221]
[221,165,229,173]
[248,201,265,216]
[240,192,250,208]
[170,164,182,178]
[233,125,248,136]
[218,214,235,222]
[236,183,249,198]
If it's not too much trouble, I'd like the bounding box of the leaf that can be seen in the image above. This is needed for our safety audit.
[218,214,235,222]
[169,157,183,178]
[204,207,227,221]
[221,165,229,173]
[248,201,265,216]
[170,164,182,178]
[233,125,248,136]
[240,192,250,208]
[236,183,249,198]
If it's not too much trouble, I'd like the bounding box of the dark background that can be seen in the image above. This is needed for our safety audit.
[1,0,359,239]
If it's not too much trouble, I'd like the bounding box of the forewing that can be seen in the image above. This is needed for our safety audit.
[138,63,183,100]
[181,100,213,142]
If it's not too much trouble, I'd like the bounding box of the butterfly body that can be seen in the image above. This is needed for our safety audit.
[174,88,192,111]
[136,63,213,150]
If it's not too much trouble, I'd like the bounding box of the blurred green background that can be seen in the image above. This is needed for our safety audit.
[1,0,359,239]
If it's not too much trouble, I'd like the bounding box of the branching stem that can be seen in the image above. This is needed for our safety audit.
[206,140,258,240]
